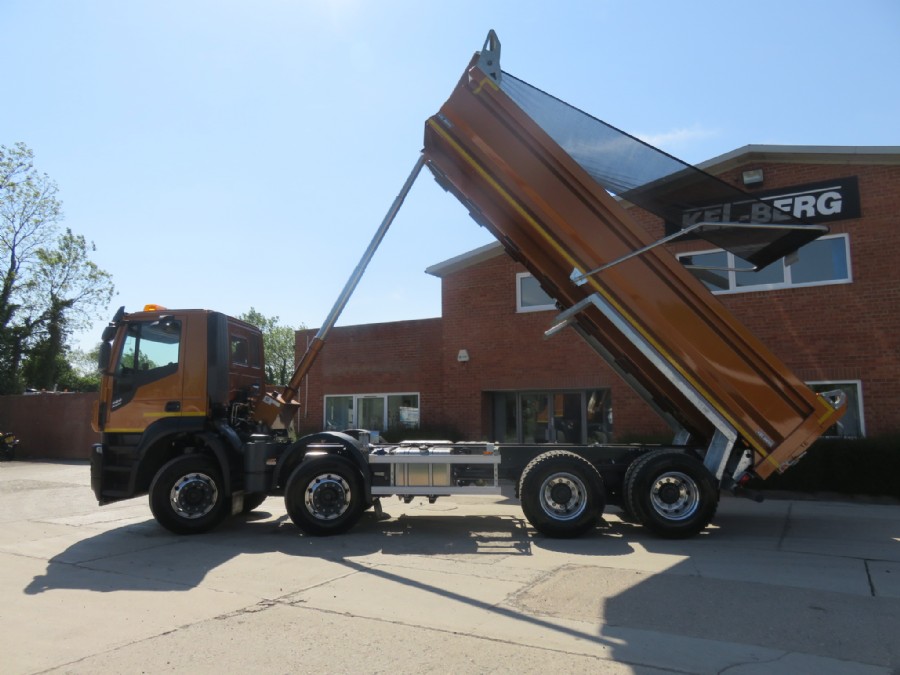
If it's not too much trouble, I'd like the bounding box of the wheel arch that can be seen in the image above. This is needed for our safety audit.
[133,421,237,497]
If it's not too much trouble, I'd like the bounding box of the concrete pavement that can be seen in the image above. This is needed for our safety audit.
[1,460,898,674]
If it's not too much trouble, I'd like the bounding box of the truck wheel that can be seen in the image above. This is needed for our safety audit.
[627,450,718,539]
[518,450,605,538]
[284,455,364,536]
[149,455,228,535]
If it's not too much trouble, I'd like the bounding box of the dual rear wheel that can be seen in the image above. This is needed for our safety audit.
[517,449,718,540]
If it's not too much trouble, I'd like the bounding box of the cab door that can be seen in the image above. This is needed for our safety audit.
[103,316,185,433]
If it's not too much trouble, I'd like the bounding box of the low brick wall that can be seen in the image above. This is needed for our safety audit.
[0,392,99,460]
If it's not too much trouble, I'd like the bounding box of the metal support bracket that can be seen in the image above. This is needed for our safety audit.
[570,220,828,286]
[477,30,502,83]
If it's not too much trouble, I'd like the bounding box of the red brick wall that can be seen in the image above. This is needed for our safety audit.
[294,256,670,442]
[438,254,664,440]
[0,392,99,459]
[295,318,443,434]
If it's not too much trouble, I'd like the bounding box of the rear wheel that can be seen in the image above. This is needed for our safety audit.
[149,455,228,535]
[626,450,718,539]
[284,455,364,536]
[518,450,605,538]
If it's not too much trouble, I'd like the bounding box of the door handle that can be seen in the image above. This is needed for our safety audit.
[165,401,181,412]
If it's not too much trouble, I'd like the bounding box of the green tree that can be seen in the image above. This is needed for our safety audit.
[0,143,61,392]
[0,143,114,392]
[22,229,114,389]
[57,345,102,392]
[239,308,303,386]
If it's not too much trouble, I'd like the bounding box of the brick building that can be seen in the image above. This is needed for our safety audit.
[295,146,900,445]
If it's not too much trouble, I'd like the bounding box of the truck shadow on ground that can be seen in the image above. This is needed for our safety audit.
[30,506,890,669]
[23,506,645,596]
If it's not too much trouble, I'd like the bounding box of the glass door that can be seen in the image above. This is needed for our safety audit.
[520,393,550,443]
[552,392,583,443]
[358,397,386,434]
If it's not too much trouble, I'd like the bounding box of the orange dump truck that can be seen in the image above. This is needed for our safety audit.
[91,32,845,540]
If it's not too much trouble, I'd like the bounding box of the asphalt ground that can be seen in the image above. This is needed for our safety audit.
[1,460,898,674]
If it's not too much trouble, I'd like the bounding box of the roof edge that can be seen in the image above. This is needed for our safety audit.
[425,241,505,278]
[698,144,900,172]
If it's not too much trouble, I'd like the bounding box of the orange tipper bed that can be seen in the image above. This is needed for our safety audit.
[422,32,845,480]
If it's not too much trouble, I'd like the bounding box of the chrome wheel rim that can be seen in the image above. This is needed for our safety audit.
[649,471,699,521]
[539,472,588,521]
[304,473,352,521]
[170,472,218,519]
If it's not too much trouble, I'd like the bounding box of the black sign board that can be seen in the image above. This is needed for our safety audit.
[665,176,861,236]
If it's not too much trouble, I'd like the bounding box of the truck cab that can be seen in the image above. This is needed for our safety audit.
[91,306,265,508]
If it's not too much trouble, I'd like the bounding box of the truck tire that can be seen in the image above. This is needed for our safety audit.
[626,449,718,539]
[518,450,605,538]
[284,455,364,536]
[149,455,229,535]
[619,452,651,524]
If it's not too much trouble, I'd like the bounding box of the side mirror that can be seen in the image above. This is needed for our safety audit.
[97,342,112,372]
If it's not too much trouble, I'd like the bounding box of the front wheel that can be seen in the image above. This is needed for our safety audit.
[626,450,719,539]
[518,450,605,538]
[149,455,228,535]
[284,455,364,536]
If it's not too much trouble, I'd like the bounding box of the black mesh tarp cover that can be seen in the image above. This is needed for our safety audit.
[499,71,827,270]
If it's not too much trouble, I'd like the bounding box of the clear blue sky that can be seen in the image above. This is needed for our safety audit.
[2,1,898,351]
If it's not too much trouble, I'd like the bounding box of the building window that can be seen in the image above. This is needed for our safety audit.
[678,234,851,294]
[324,393,420,434]
[807,381,865,438]
[491,389,612,444]
[516,272,556,312]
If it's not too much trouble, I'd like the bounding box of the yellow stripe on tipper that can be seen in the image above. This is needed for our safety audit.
[817,394,843,426]
[472,75,499,95]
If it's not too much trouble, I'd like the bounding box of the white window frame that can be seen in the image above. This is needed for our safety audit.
[806,380,865,438]
[677,233,852,294]
[516,272,556,313]
[323,392,421,432]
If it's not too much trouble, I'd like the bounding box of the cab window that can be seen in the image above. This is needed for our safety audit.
[115,318,181,387]
[231,335,249,366]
